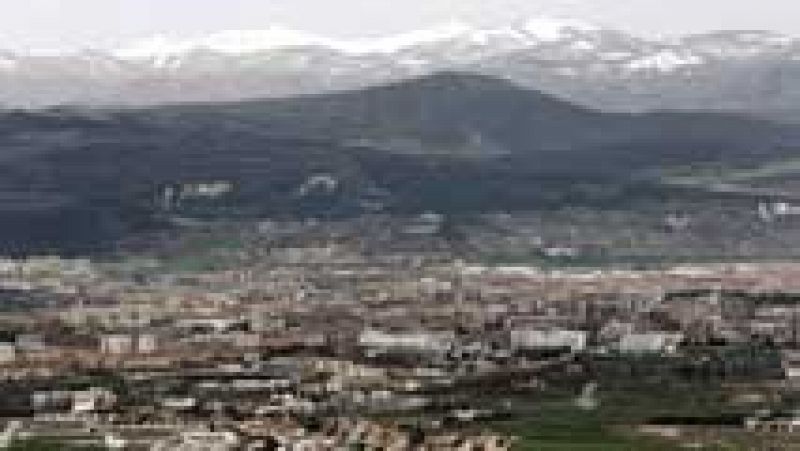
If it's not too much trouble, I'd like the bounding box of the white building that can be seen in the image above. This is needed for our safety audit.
[509,329,587,352]
[616,333,684,354]
[359,330,455,353]
[73,388,116,413]
[15,334,45,352]
[100,334,134,355]
[0,344,16,364]
[176,431,239,451]
[137,334,159,354]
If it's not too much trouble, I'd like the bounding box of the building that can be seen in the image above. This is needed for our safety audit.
[137,334,159,354]
[100,334,134,355]
[509,329,587,352]
[359,330,455,354]
[73,388,117,413]
[0,344,16,364]
[616,333,684,354]
[15,334,45,352]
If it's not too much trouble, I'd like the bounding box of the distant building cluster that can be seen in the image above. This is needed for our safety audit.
[0,218,799,448]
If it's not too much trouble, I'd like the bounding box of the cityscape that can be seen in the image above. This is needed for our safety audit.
[3,1,800,449]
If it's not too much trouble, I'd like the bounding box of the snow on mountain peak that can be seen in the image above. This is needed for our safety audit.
[0,55,18,71]
[105,19,796,76]
[521,17,599,41]
[112,17,604,60]
[114,35,195,59]
[627,50,704,72]
[346,21,475,53]
[114,26,331,60]
[196,27,329,53]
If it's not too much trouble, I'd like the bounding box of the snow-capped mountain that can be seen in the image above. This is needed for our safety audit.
[1,18,799,117]
[111,19,600,58]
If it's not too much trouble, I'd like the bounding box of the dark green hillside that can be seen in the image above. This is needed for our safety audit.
[0,72,796,253]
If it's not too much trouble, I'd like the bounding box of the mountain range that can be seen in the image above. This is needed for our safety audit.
[2,19,800,118]
[1,72,798,253]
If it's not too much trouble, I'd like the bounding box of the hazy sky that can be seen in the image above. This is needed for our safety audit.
[3,0,799,51]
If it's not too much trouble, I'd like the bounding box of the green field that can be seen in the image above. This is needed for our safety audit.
[488,368,781,451]
[4,439,107,451]
[660,158,800,185]
[497,410,683,450]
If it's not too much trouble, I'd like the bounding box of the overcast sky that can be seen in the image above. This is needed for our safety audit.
[3,0,799,51]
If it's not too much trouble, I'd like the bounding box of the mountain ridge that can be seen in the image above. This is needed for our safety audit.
[2,19,800,117]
